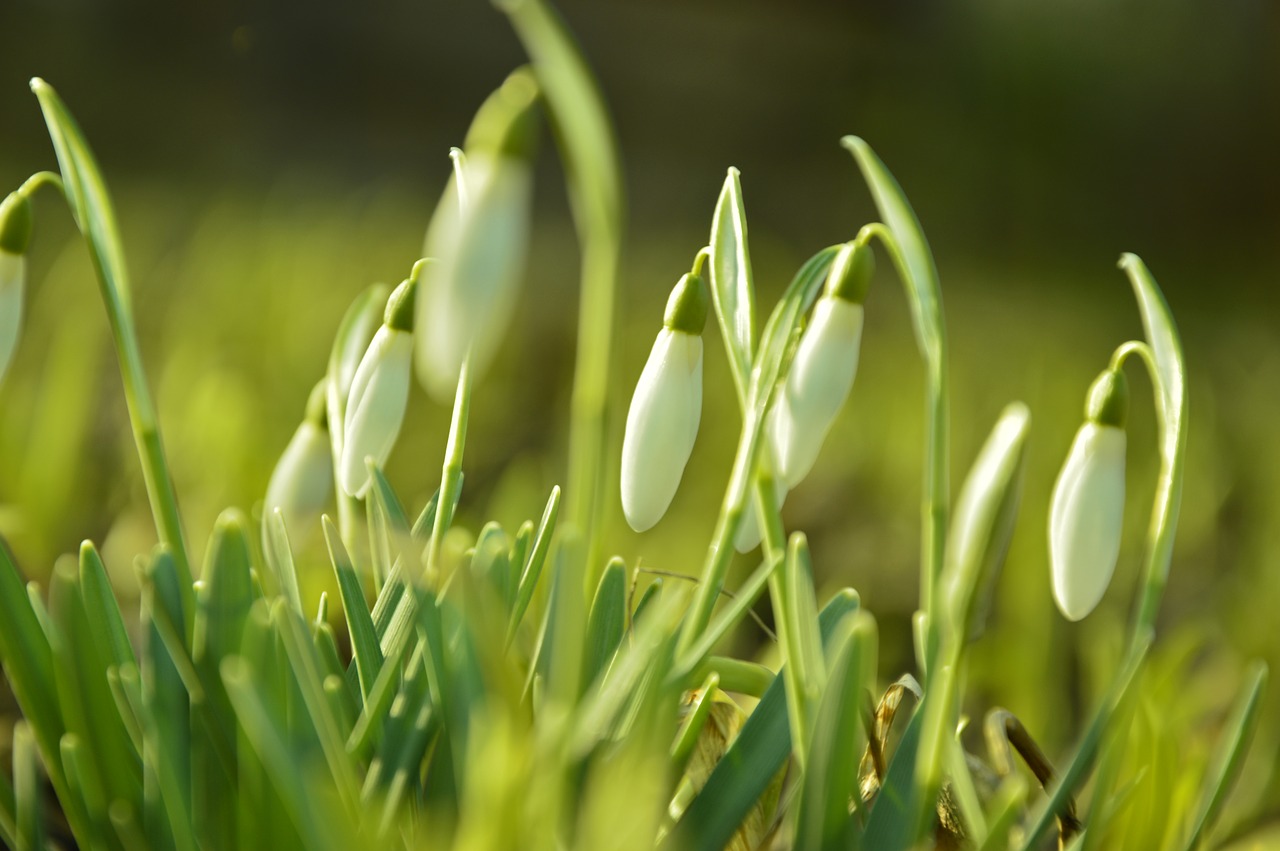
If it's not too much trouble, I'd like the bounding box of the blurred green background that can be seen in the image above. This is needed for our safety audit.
[2,0,1279,841]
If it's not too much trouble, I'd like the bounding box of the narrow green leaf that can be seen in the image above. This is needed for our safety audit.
[666,589,859,851]
[862,697,925,851]
[795,609,877,851]
[1019,631,1152,851]
[221,657,345,851]
[78,540,136,669]
[0,537,64,774]
[671,672,720,772]
[1183,660,1268,851]
[976,776,1029,851]
[674,554,787,681]
[1119,254,1188,635]
[324,516,383,703]
[582,557,627,689]
[508,485,560,642]
[263,510,305,617]
[32,79,194,612]
[779,533,825,766]
[13,723,44,851]
[709,168,757,390]
[61,734,109,842]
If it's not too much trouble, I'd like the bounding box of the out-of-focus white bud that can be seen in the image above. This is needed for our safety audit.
[621,272,708,532]
[767,241,872,490]
[265,381,333,541]
[1049,369,1128,621]
[768,296,864,489]
[0,191,34,387]
[416,69,539,402]
[340,276,417,498]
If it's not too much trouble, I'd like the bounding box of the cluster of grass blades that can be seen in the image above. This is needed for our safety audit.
[0,0,1269,849]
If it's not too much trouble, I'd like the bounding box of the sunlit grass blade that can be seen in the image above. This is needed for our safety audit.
[78,540,136,669]
[221,656,349,851]
[262,510,305,617]
[323,516,382,704]
[1019,630,1153,851]
[508,484,561,642]
[140,550,196,851]
[1118,253,1187,638]
[582,556,626,690]
[13,722,44,851]
[709,168,757,392]
[31,79,193,615]
[666,589,858,851]
[976,776,1029,851]
[778,533,826,769]
[0,537,65,777]
[1182,660,1268,851]
[794,609,877,851]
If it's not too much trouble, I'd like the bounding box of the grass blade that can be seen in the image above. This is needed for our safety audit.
[709,167,757,391]
[666,589,859,851]
[582,556,626,690]
[1182,660,1268,850]
[324,516,383,703]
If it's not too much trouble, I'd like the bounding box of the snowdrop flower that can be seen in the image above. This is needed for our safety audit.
[767,240,873,490]
[265,380,333,541]
[340,271,419,498]
[1049,368,1128,621]
[0,191,33,387]
[416,68,539,401]
[621,272,707,532]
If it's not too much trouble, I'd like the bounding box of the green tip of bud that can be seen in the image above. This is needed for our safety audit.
[464,66,541,161]
[824,240,874,304]
[304,379,329,429]
[1085,368,1128,427]
[0,192,34,255]
[663,273,708,335]
[384,271,421,332]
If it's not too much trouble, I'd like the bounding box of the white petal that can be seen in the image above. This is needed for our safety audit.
[620,329,703,532]
[340,328,412,497]
[265,421,333,539]
[417,154,532,401]
[770,298,862,489]
[1049,423,1126,621]
[0,251,25,386]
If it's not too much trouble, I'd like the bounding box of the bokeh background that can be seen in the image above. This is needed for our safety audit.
[2,0,1278,843]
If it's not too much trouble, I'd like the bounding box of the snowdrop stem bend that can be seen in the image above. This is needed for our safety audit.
[426,356,472,587]
[678,246,838,656]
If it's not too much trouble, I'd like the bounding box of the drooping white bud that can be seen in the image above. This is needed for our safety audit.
[265,382,333,541]
[340,319,413,498]
[1049,423,1126,621]
[0,191,33,387]
[768,295,864,490]
[621,328,704,532]
[416,69,539,402]
[0,251,24,387]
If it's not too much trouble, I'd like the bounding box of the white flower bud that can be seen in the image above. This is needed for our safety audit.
[340,325,413,498]
[0,250,24,387]
[1049,422,1126,621]
[265,420,332,540]
[417,152,533,401]
[621,328,703,532]
[768,295,864,489]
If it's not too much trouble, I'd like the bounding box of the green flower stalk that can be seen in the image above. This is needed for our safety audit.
[767,240,873,490]
[620,271,707,532]
[0,191,33,386]
[416,68,540,402]
[264,380,333,542]
[339,270,419,498]
[1049,367,1129,621]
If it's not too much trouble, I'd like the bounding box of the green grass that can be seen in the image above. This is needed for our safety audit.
[0,0,1276,848]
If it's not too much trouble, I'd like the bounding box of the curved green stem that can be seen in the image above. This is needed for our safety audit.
[18,171,64,198]
[860,221,950,676]
[31,80,193,620]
